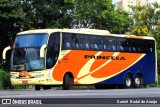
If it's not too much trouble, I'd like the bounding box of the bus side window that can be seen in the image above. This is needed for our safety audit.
[66,42,70,48]
[62,33,75,50]
[117,39,125,52]
[94,44,99,50]
[76,43,79,48]
[74,36,79,49]
[103,38,109,51]
[108,39,116,51]
[136,41,141,52]
[90,36,99,50]
[85,43,89,49]
[76,34,89,50]
[104,45,107,50]
[96,36,103,50]
[148,42,154,53]
[125,41,131,52]
[140,42,147,53]
[120,46,124,51]
[107,39,111,51]
[112,45,116,51]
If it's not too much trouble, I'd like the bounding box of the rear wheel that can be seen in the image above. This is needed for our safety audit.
[124,74,133,88]
[63,74,74,90]
[133,75,142,88]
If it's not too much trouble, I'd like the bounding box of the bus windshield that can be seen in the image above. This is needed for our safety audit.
[11,48,44,71]
[14,33,47,48]
[11,33,48,71]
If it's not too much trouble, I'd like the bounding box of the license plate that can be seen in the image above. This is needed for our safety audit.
[22,80,28,84]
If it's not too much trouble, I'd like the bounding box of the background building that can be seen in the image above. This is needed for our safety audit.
[116,0,149,13]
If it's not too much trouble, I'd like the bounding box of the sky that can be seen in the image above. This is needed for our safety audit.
[112,0,160,4]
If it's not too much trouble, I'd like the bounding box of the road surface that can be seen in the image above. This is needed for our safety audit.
[0,88,160,107]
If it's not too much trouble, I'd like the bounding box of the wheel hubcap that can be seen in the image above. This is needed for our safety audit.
[126,78,131,86]
[135,77,140,86]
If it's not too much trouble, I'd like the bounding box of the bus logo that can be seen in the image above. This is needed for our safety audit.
[84,55,126,60]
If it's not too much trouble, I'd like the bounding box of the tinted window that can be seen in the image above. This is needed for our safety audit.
[62,33,75,50]
[76,34,89,50]
[14,33,48,48]
[116,38,125,52]
[46,33,60,69]
[90,36,100,50]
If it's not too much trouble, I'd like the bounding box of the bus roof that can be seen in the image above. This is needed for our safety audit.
[17,29,155,40]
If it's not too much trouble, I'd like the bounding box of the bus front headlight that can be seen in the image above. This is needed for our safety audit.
[11,75,17,79]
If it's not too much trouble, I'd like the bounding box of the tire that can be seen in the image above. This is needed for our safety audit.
[63,74,74,90]
[43,85,51,90]
[133,75,142,88]
[35,85,41,90]
[124,74,133,88]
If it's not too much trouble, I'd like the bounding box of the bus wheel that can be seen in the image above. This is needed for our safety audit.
[133,75,142,88]
[63,74,73,90]
[43,85,51,90]
[124,74,133,88]
[35,85,41,90]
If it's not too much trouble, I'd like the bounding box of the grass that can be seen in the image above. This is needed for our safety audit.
[149,73,160,87]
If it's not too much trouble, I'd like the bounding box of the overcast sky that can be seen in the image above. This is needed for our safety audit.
[112,0,160,4]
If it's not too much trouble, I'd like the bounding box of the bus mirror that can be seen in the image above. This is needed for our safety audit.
[40,44,46,58]
[2,46,11,60]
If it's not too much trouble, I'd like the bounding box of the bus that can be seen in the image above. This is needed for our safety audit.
[2,29,157,90]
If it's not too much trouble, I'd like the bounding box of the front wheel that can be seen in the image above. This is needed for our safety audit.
[63,74,74,90]
[124,74,133,88]
[35,85,41,90]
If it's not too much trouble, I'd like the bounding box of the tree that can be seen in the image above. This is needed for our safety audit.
[21,0,73,29]
[0,0,25,60]
[130,2,160,36]
[154,4,160,72]
[65,0,131,33]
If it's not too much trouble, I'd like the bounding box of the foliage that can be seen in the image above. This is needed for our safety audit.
[0,69,11,90]
[0,0,25,59]
[130,2,160,36]
[64,0,131,33]
[149,73,160,87]
[154,23,160,72]
[0,69,29,90]
[21,0,73,29]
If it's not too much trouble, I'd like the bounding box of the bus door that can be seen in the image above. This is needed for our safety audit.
[46,32,60,69]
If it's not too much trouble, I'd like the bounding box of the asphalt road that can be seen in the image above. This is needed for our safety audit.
[0,88,160,107]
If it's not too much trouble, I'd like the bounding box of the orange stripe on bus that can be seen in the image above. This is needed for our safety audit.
[90,52,115,72]
[52,50,144,84]
[90,53,143,78]
[52,50,98,82]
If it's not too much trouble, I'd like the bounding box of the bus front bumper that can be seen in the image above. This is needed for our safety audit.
[11,78,46,85]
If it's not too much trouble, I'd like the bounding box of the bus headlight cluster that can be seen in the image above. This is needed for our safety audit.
[34,74,44,78]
